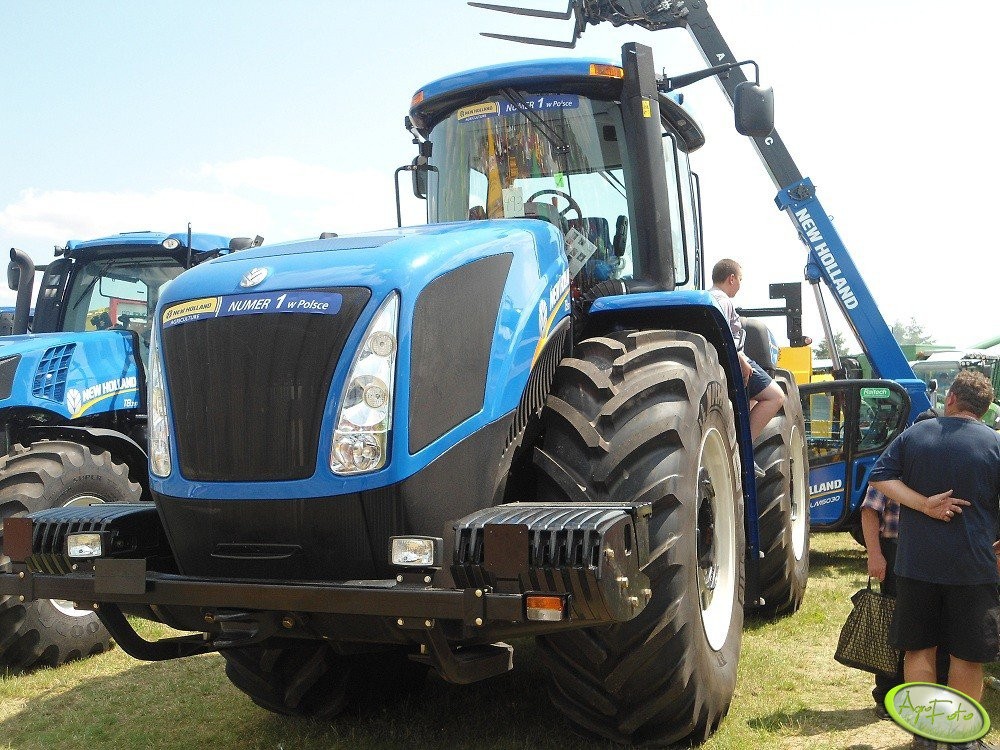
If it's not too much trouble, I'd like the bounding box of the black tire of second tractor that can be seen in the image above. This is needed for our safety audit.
[0,439,142,673]
[533,329,745,747]
[753,369,810,616]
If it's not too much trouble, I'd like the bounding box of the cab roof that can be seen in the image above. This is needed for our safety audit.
[63,231,234,259]
[409,56,624,132]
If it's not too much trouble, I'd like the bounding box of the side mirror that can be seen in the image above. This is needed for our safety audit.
[734,81,774,138]
[411,158,430,200]
[613,215,629,257]
[928,378,938,394]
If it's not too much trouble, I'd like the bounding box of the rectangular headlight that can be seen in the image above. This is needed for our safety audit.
[390,536,443,568]
[66,532,104,559]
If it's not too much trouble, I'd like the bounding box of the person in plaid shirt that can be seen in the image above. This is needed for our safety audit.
[860,483,904,715]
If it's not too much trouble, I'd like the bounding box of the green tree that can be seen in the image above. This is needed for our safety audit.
[813,331,848,359]
[890,317,935,346]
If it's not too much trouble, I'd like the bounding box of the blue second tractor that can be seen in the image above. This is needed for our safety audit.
[0,230,256,672]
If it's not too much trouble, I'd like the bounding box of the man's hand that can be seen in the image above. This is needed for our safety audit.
[993,540,1000,575]
[867,550,888,581]
[738,353,753,387]
[924,489,971,522]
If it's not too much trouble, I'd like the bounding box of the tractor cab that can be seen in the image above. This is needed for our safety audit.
[12,231,245,366]
[408,56,708,300]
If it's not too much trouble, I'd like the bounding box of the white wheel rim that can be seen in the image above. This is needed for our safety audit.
[789,426,807,561]
[696,427,737,651]
[50,493,104,618]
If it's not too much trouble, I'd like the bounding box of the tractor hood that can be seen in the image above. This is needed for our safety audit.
[152,218,571,500]
[159,221,555,306]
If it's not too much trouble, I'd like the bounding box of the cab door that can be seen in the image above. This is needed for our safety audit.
[798,379,910,531]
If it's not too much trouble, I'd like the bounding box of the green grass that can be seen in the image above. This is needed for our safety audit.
[2,533,998,749]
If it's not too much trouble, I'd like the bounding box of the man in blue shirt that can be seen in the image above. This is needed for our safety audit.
[870,370,1000,706]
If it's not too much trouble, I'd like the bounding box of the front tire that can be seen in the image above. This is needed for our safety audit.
[533,330,745,747]
[753,370,810,616]
[0,440,142,673]
[223,642,428,717]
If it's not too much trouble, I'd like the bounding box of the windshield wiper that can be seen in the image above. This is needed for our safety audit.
[71,261,115,310]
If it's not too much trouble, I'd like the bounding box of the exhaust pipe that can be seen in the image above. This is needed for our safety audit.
[8,248,35,335]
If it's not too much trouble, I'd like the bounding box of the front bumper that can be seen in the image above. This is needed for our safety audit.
[0,500,651,684]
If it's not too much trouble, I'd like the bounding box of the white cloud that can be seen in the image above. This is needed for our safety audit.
[0,187,271,252]
[0,156,429,262]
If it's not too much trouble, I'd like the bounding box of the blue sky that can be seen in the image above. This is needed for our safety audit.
[1,1,996,349]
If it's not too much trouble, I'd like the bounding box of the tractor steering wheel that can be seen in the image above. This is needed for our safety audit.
[526,189,583,222]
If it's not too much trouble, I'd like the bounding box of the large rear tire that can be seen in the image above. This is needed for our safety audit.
[0,440,142,673]
[533,330,745,747]
[753,370,810,616]
[222,642,427,718]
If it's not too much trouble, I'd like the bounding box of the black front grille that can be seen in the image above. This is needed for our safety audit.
[163,288,370,481]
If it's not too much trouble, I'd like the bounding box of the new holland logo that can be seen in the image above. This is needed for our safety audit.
[240,267,269,288]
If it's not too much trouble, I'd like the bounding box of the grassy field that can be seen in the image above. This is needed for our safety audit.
[2,532,998,750]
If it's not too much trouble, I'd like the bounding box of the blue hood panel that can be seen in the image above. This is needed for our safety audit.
[0,331,141,419]
[153,220,572,501]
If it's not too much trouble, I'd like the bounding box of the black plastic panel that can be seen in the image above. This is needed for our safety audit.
[0,355,20,399]
[163,287,370,481]
[409,254,512,454]
[156,414,512,583]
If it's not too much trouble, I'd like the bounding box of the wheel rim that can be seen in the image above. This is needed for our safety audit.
[789,426,808,561]
[696,427,737,651]
[50,493,104,618]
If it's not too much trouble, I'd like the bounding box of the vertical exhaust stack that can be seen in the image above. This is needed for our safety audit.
[8,248,35,335]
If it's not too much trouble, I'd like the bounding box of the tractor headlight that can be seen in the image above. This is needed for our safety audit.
[331,292,399,475]
[148,323,171,477]
[66,532,104,559]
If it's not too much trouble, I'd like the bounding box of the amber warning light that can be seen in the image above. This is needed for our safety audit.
[526,594,566,621]
[589,64,624,79]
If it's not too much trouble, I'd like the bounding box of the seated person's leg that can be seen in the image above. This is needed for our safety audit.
[746,360,784,441]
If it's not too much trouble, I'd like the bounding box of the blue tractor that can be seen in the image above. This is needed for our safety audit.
[0,230,257,672]
[0,45,817,745]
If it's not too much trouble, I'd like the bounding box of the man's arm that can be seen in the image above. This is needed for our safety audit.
[870,478,970,521]
[860,507,887,581]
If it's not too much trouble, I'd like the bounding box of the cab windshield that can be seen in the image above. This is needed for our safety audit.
[425,90,698,293]
[64,254,186,364]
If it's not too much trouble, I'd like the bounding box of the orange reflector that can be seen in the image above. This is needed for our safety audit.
[526,595,565,622]
[411,90,425,107]
[589,64,624,79]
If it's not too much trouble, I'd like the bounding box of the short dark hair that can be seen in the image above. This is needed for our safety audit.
[949,370,995,417]
[711,258,741,285]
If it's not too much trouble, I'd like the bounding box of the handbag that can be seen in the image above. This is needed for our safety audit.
[834,578,900,679]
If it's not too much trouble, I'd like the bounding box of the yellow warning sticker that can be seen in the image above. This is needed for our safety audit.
[642,99,652,118]
[163,297,220,324]
[457,101,500,121]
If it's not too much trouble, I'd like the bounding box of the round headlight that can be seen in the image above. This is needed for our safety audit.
[362,380,388,409]
[162,238,181,250]
[333,433,382,472]
[368,331,396,358]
